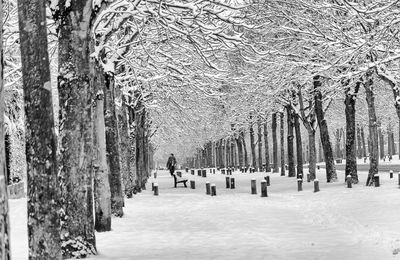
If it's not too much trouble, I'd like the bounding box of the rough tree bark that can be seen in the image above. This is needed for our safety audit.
[52,0,99,257]
[286,106,295,177]
[263,122,271,172]
[18,0,62,258]
[364,71,379,186]
[0,0,11,256]
[118,95,134,197]
[91,60,112,232]
[236,137,244,168]
[361,127,367,157]
[280,112,285,176]
[104,74,124,217]
[344,83,360,184]
[272,113,279,172]
[356,125,363,159]
[135,94,146,190]
[250,123,257,169]
[257,120,263,170]
[314,75,337,182]
[378,122,384,159]
[294,113,303,178]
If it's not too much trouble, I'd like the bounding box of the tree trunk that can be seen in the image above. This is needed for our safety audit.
[241,131,249,167]
[18,0,62,257]
[294,113,303,178]
[236,137,243,168]
[272,113,279,172]
[0,0,11,256]
[356,125,363,159]
[135,98,146,190]
[104,74,124,217]
[250,123,257,168]
[257,121,263,170]
[364,72,379,186]
[55,1,97,257]
[308,132,316,180]
[118,95,134,197]
[286,106,295,177]
[361,127,367,157]
[344,84,360,184]
[280,112,285,176]
[378,124,384,159]
[314,75,337,182]
[91,62,111,232]
[263,122,271,172]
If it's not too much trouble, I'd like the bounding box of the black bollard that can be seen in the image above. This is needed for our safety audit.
[202,170,207,178]
[317,165,320,170]
[190,180,196,189]
[210,169,212,173]
[191,169,195,175]
[198,170,202,176]
[185,167,189,173]
[153,183,159,196]
[230,178,235,189]
[307,173,311,183]
[346,175,352,188]
[206,181,211,195]
[154,172,157,179]
[211,184,216,196]
[261,180,268,197]
[314,179,320,193]
[226,177,230,189]
[222,169,226,174]
[373,175,380,187]
[264,176,270,186]
[251,179,257,194]
[213,169,215,174]
[297,179,303,192]
[390,170,393,179]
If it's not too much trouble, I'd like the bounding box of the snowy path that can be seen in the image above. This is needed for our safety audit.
[10,169,400,259]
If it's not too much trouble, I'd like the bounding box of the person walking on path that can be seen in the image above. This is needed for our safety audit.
[167,153,177,176]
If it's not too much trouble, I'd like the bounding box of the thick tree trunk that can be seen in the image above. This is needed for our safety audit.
[294,113,303,178]
[344,84,360,184]
[104,74,124,217]
[272,113,279,172]
[286,106,295,177]
[0,0,11,256]
[250,124,256,168]
[364,72,379,186]
[56,1,97,257]
[314,75,337,182]
[135,100,146,190]
[18,0,62,257]
[118,95,134,197]
[236,137,243,168]
[280,112,285,176]
[241,131,249,167]
[91,62,111,232]
[257,121,263,170]
[263,122,271,172]
[308,132,316,180]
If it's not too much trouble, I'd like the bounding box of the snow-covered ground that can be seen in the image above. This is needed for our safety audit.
[9,168,400,260]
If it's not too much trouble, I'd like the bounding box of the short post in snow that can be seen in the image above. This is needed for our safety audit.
[190,180,196,189]
[297,179,303,192]
[261,180,268,197]
[314,179,320,193]
[230,177,235,189]
[198,170,202,176]
[211,184,216,196]
[389,170,393,179]
[154,171,157,179]
[307,173,311,183]
[222,169,226,174]
[213,169,215,174]
[210,169,212,173]
[373,174,380,187]
[185,167,189,173]
[346,175,352,188]
[251,179,257,194]
[206,181,211,195]
[202,170,207,178]
[226,176,230,189]
[153,183,159,196]
[264,176,270,186]
[191,169,195,175]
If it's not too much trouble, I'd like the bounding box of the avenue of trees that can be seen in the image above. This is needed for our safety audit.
[1,0,400,259]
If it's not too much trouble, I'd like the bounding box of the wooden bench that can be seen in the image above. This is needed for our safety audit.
[172,174,188,188]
